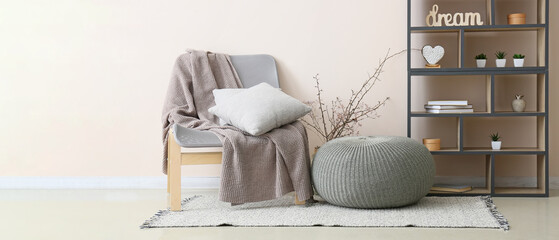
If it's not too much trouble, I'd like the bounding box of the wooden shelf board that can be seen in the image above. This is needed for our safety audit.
[411,111,488,117]
[410,112,545,117]
[494,187,546,194]
[430,147,545,155]
[462,147,545,154]
[430,187,547,196]
[429,148,459,153]
[410,24,545,33]
[410,67,546,76]
[492,111,546,116]
[429,187,490,195]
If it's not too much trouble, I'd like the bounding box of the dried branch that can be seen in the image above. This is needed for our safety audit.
[302,49,404,144]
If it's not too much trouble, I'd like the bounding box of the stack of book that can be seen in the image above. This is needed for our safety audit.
[430,184,473,193]
[425,100,473,113]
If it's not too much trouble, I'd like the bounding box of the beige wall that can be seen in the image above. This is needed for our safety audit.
[0,0,556,178]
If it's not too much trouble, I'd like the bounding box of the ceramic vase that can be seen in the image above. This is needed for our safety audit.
[514,59,524,67]
[312,146,320,159]
[476,59,486,68]
[512,95,526,112]
[496,59,506,67]
[491,141,502,150]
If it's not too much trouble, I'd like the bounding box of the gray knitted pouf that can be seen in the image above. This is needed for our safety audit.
[312,136,435,209]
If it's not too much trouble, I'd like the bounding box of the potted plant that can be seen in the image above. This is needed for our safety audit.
[513,54,525,67]
[495,51,507,67]
[490,132,502,150]
[475,53,487,68]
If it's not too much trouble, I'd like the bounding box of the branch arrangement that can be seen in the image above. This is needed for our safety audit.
[302,49,404,144]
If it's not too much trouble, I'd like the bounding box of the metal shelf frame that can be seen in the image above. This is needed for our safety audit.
[407,0,549,197]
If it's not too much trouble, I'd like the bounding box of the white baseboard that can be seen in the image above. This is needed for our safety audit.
[0,176,557,190]
[0,176,220,189]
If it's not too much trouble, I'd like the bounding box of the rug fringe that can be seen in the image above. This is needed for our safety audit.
[140,195,201,229]
[140,209,167,229]
[480,196,510,231]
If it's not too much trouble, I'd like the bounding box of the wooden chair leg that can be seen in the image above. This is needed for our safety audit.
[294,193,306,205]
[167,133,171,194]
[168,132,182,211]
[167,161,170,193]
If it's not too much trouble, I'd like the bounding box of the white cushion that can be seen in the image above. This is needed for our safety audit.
[212,88,244,126]
[209,83,311,136]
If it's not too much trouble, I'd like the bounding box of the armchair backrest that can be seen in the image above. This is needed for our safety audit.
[230,55,280,88]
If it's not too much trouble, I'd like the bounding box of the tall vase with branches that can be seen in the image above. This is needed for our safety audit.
[302,49,404,145]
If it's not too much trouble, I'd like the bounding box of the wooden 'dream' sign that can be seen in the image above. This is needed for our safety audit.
[426,4,484,27]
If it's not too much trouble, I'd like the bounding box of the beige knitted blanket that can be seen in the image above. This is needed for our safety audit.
[162,50,313,204]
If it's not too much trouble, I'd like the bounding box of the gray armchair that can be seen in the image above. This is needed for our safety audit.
[166,55,307,211]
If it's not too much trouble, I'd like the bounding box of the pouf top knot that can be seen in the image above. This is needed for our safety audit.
[312,136,435,209]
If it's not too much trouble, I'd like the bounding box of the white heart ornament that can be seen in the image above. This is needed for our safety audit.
[422,45,445,65]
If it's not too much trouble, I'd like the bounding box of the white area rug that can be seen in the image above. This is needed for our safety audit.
[141,193,509,230]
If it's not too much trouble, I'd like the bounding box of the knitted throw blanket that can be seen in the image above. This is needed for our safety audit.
[161,50,314,204]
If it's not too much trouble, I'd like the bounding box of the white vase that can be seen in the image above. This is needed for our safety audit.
[512,98,526,112]
[496,59,506,68]
[476,59,486,68]
[514,58,524,67]
[492,141,502,150]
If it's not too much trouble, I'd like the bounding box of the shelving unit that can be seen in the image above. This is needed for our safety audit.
[407,0,548,197]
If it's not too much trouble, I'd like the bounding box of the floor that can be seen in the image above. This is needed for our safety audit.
[1,189,557,240]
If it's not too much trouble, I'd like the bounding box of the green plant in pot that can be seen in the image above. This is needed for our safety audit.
[490,132,502,150]
[475,53,487,68]
[495,51,507,67]
[513,54,525,67]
